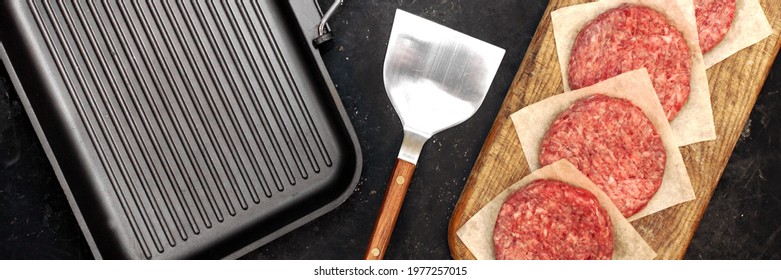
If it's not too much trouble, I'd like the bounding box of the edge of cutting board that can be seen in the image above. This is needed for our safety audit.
[448,0,781,260]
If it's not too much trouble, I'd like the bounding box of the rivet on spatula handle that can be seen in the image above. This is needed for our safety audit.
[364,159,416,260]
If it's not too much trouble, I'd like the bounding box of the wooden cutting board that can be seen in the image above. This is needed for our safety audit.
[448,0,781,260]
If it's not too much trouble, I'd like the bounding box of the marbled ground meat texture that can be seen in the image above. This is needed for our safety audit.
[568,4,691,120]
[539,95,666,217]
[694,0,736,53]
[493,179,613,260]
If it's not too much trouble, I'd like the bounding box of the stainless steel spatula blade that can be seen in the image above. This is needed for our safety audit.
[383,9,506,164]
[365,9,505,260]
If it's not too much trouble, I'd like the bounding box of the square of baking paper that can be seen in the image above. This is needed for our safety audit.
[510,69,695,222]
[456,159,657,260]
[551,0,716,146]
[698,0,773,68]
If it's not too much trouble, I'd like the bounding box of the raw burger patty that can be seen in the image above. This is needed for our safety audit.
[493,179,613,260]
[568,5,691,120]
[695,0,736,53]
[539,95,666,217]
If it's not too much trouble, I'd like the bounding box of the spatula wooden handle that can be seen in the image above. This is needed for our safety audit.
[364,159,416,260]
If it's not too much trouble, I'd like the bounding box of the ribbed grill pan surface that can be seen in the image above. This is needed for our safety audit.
[0,0,361,259]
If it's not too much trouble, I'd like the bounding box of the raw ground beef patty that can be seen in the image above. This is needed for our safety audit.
[694,0,736,53]
[493,179,613,260]
[539,95,666,217]
[568,4,691,120]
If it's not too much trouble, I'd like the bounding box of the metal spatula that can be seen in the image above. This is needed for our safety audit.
[365,9,505,260]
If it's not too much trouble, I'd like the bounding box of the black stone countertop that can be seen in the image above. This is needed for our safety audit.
[1,1,779,259]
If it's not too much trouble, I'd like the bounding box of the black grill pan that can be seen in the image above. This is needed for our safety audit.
[0,0,361,259]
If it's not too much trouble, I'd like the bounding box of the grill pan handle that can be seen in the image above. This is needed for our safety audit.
[313,0,344,48]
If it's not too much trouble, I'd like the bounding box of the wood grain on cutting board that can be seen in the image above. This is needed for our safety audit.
[448,0,781,260]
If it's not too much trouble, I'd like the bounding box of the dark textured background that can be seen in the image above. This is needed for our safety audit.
[0,0,778,259]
